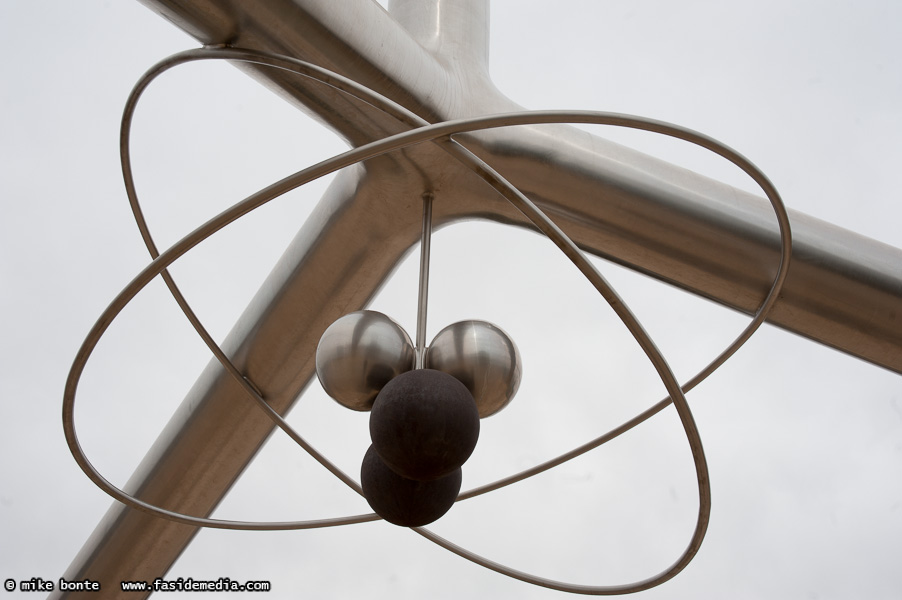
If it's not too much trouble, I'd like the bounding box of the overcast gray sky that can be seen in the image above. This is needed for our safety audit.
[1,1,901,598]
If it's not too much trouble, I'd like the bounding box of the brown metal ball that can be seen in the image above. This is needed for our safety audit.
[370,368,479,481]
[360,445,461,527]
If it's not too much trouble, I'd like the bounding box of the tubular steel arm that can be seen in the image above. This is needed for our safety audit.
[133,0,902,372]
[55,0,902,597]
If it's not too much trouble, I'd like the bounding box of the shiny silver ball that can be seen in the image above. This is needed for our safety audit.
[426,320,522,418]
[315,310,415,411]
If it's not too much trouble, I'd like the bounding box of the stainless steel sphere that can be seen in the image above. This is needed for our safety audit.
[426,320,522,418]
[315,310,415,411]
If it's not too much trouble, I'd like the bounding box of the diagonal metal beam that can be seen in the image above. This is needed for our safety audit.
[133,0,902,372]
[56,0,902,597]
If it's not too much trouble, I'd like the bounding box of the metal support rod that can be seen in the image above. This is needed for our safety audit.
[56,0,902,597]
[415,192,434,369]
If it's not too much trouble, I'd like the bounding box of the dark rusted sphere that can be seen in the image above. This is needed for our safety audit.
[360,445,461,527]
[370,368,480,481]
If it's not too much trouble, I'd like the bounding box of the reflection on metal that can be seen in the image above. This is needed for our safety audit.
[426,320,522,418]
[57,0,900,597]
[316,311,416,412]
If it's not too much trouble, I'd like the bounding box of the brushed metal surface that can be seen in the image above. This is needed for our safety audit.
[426,320,522,418]
[129,0,902,371]
[315,310,416,411]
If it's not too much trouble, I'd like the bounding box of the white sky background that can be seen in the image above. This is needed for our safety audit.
[1,1,901,598]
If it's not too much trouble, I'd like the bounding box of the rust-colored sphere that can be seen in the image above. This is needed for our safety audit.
[360,445,461,527]
[369,369,479,481]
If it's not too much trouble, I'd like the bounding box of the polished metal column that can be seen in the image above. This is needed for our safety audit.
[56,0,902,597]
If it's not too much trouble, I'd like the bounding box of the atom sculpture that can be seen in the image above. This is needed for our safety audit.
[319,311,519,526]
[64,46,791,595]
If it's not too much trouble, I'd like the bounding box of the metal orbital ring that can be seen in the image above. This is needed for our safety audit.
[63,46,791,595]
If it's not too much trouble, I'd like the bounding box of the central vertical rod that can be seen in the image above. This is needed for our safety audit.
[415,192,434,369]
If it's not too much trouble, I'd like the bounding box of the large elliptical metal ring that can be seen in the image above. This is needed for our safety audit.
[63,46,792,595]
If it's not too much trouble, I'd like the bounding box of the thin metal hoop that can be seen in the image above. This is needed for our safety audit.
[65,46,791,595]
